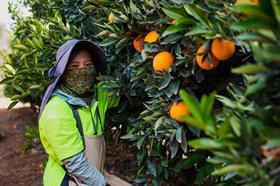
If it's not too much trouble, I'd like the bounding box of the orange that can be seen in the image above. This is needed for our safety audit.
[171,19,177,25]
[211,39,236,61]
[196,46,219,70]
[250,0,259,4]
[108,12,114,23]
[236,0,258,4]
[153,51,174,72]
[144,31,160,43]
[169,101,190,122]
[133,35,144,53]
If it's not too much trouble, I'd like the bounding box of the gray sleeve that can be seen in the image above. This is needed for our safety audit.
[62,151,106,186]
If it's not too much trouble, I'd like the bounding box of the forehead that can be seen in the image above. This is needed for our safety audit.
[69,50,93,63]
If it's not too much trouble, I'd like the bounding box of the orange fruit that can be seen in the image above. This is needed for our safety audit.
[211,39,235,61]
[153,51,174,72]
[171,19,177,25]
[108,12,114,23]
[236,0,258,4]
[169,101,190,122]
[250,0,259,4]
[144,31,160,43]
[196,46,219,70]
[133,35,144,53]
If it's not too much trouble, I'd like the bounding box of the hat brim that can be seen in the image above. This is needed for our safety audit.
[39,39,106,120]
[72,40,107,74]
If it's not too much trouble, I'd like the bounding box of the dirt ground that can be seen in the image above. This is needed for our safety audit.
[0,106,137,186]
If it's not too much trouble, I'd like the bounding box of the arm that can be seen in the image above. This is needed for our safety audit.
[62,151,106,186]
[40,97,106,185]
[97,81,120,113]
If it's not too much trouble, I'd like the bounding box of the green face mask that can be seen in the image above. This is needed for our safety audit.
[60,67,97,97]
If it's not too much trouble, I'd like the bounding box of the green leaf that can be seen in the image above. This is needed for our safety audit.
[11,94,22,100]
[161,159,169,167]
[233,4,275,23]
[7,101,19,110]
[181,115,205,131]
[0,77,13,84]
[176,127,183,143]
[231,17,277,31]
[181,152,206,170]
[230,117,241,137]
[28,85,41,90]
[162,23,189,37]
[147,160,157,177]
[185,25,210,36]
[245,75,266,95]
[115,37,129,54]
[263,138,280,148]
[272,0,280,23]
[154,116,164,132]
[236,33,277,43]
[212,164,254,175]
[195,163,213,183]
[162,7,188,20]
[231,64,270,74]
[120,133,135,140]
[188,138,224,150]
[4,64,16,75]
[183,4,209,28]
[99,38,118,47]
[13,44,29,51]
[159,73,172,90]
[168,79,180,95]
[179,90,203,123]
[170,140,179,158]
[137,136,146,149]
[200,92,216,117]
[130,0,143,20]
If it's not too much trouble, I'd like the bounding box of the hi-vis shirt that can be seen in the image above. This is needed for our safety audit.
[39,82,120,186]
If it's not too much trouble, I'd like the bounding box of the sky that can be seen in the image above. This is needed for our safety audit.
[0,0,30,31]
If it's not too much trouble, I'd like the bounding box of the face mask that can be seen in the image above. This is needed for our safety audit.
[60,66,97,97]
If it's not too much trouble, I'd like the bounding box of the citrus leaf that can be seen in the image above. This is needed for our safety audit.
[7,101,19,110]
[181,152,206,170]
[233,4,275,23]
[212,164,254,175]
[179,90,203,123]
[188,138,224,150]
[162,23,188,37]
[231,64,270,74]
[162,7,188,19]
[147,160,157,177]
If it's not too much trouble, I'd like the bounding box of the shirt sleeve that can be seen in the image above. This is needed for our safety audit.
[40,99,84,161]
[62,151,106,186]
[97,81,120,116]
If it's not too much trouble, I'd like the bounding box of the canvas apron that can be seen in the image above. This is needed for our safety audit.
[65,101,132,186]
[67,130,132,185]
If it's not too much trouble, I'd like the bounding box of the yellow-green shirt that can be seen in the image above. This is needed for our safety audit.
[39,82,120,186]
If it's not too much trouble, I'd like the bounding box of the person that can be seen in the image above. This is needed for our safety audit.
[38,39,132,186]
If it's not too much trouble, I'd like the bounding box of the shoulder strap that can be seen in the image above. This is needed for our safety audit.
[68,104,85,147]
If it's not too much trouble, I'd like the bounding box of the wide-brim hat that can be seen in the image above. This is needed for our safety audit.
[38,39,106,119]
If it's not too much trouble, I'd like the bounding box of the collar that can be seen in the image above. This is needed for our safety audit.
[52,87,88,107]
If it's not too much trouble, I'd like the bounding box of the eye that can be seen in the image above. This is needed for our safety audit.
[85,62,94,67]
[69,64,78,68]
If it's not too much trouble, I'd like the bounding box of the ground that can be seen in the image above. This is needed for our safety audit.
[0,99,137,186]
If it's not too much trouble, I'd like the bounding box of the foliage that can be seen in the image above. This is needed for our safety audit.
[179,0,280,185]
[0,0,279,185]
[0,5,81,109]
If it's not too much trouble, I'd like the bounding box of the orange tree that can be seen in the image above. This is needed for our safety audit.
[1,0,279,185]
[179,1,280,185]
